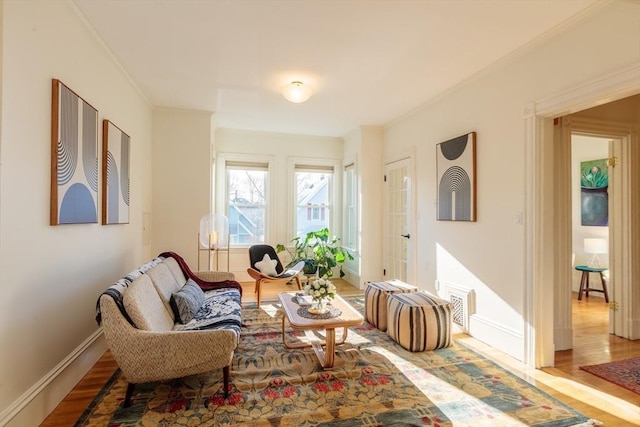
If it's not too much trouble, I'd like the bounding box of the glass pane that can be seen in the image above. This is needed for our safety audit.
[227,169,266,245]
[228,206,265,245]
[345,167,357,249]
[386,163,408,280]
[296,171,331,237]
[228,169,266,204]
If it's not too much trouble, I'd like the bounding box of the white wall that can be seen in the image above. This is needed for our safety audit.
[151,108,213,268]
[1,1,638,423]
[382,1,640,360]
[0,2,152,425]
[215,128,343,282]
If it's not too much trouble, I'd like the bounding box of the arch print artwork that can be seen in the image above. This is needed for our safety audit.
[436,132,476,221]
[50,79,98,225]
[102,120,130,224]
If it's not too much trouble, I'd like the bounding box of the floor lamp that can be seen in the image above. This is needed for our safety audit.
[584,237,607,268]
[198,214,230,271]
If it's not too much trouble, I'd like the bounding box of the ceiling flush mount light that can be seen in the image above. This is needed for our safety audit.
[281,81,313,103]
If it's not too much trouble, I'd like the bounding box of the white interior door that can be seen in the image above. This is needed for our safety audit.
[608,136,628,337]
[384,158,413,283]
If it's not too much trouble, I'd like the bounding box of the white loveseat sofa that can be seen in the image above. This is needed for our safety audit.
[96,252,243,407]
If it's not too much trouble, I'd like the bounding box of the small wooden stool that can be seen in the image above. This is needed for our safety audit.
[575,265,609,303]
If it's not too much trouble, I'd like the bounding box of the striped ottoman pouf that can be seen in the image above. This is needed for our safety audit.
[364,280,417,332]
[387,292,452,352]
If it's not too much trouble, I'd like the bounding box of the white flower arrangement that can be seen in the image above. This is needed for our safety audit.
[303,278,337,302]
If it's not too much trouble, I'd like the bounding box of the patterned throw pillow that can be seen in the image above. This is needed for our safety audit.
[254,253,278,276]
[170,279,205,324]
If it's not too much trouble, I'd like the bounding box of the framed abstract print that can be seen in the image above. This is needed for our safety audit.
[436,132,476,221]
[50,79,98,225]
[102,120,130,224]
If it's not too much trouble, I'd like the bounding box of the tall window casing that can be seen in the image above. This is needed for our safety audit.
[294,165,334,238]
[344,163,357,250]
[226,162,268,245]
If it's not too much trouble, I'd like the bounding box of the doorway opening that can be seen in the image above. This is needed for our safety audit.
[571,134,610,291]
[524,66,639,367]
[570,134,612,341]
[550,95,637,363]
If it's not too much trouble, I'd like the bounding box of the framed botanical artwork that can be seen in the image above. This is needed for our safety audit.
[102,120,131,224]
[436,132,476,221]
[50,79,99,225]
[580,158,608,226]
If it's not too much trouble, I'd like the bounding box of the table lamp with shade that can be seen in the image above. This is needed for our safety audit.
[584,237,607,267]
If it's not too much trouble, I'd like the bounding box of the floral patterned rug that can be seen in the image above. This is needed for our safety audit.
[76,296,600,426]
[580,357,640,394]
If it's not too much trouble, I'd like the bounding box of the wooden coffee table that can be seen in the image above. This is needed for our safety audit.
[278,292,364,369]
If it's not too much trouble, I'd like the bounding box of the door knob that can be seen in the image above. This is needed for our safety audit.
[401,234,410,239]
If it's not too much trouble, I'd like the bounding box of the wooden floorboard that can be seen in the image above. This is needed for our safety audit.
[40,284,639,426]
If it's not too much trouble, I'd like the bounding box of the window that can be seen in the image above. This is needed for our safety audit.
[344,163,357,250]
[226,162,268,245]
[295,165,333,238]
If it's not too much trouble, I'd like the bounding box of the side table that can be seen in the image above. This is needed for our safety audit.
[575,265,609,303]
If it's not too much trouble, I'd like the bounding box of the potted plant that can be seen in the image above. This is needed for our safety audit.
[277,228,354,279]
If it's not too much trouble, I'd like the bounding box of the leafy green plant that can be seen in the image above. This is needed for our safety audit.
[276,228,354,279]
[580,164,608,189]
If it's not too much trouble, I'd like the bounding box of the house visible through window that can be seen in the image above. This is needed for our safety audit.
[226,162,267,245]
[295,165,332,238]
[308,204,325,220]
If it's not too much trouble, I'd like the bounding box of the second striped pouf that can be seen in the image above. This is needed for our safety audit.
[387,292,453,352]
[364,280,417,332]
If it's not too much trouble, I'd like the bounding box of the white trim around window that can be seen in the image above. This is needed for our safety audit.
[216,152,275,246]
[343,156,358,253]
[287,157,342,241]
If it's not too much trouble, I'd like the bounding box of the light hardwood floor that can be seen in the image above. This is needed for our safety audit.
[41,282,639,426]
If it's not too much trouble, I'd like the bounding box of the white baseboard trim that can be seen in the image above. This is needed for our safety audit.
[554,327,574,351]
[629,319,640,340]
[468,314,524,362]
[0,329,106,427]
[341,268,361,289]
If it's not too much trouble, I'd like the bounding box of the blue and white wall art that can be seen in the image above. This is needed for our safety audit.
[50,79,98,225]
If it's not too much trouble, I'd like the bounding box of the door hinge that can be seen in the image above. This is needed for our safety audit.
[383,175,387,182]
[607,157,619,168]
[383,268,386,276]
[609,300,619,311]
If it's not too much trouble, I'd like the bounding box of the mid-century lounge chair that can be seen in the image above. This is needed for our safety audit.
[247,244,304,306]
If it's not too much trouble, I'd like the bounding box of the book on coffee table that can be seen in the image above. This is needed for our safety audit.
[294,293,313,306]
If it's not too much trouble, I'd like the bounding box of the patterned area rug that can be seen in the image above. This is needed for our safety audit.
[580,357,640,394]
[77,296,600,426]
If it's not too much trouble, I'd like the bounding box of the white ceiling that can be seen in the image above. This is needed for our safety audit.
[74,0,599,137]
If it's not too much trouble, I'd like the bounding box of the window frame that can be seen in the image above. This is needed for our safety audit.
[216,153,274,247]
[343,160,358,252]
[288,157,341,241]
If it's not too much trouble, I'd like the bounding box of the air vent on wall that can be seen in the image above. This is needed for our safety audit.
[442,281,475,333]
[450,294,465,329]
